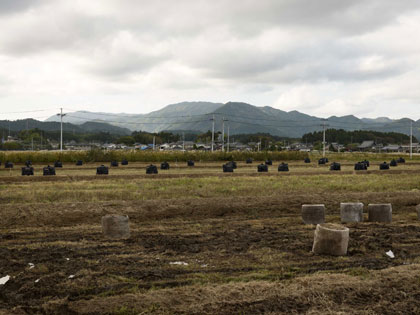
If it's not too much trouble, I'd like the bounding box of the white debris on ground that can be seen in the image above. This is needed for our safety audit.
[386,250,395,258]
[0,275,10,285]
[35,279,40,283]
[68,275,75,279]
[169,261,188,266]
[201,264,208,268]
[28,263,35,269]
[66,258,70,261]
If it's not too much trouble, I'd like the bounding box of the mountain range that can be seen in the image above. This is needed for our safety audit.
[45,101,420,140]
[0,119,131,135]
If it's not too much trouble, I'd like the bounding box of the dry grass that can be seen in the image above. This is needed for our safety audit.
[1,161,420,314]
[64,263,420,314]
[1,169,420,204]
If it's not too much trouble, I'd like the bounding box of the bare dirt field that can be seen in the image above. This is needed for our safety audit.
[1,160,420,314]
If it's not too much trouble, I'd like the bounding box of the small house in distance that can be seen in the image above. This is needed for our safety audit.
[358,140,375,152]
[382,144,402,153]
[401,143,420,153]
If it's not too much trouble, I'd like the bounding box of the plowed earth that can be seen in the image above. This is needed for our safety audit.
[1,161,420,314]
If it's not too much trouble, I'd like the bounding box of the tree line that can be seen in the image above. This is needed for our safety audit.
[302,129,416,146]
[1,126,415,151]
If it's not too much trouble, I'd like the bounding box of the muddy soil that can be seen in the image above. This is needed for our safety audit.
[1,168,420,314]
[1,193,420,313]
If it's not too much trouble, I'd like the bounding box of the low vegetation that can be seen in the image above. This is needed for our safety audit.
[0,149,418,164]
[0,150,308,163]
[1,160,420,313]
[303,128,416,145]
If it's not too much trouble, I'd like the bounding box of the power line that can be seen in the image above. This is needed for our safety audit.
[65,114,210,125]
[1,108,59,114]
[57,108,66,151]
[227,119,322,128]
[63,108,213,119]
[59,107,420,127]
[1,106,418,127]
[63,109,331,124]
[321,119,329,158]
[2,107,418,140]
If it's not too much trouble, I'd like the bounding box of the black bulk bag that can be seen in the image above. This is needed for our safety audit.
[223,163,234,172]
[146,164,158,174]
[380,162,389,170]
[43,165,56,176]
[330,162,341,171]
[257,164,268,172]
[96,165,109,175]
[161,162,170,170]
[21,166,34,176]
[278,163,289,172]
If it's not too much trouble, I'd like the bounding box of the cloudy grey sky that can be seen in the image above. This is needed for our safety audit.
[1,0,420,120]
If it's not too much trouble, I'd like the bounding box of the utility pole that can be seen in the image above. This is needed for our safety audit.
[321,119,328,158]
[211,115,215,152]
[153,136,156,151]
[221,117,225,152]
[31,137,34,151]
[182,132,185,151]
[56,108,66,151]
[227,124,230,153]
[41,132,43,150]
[410,120,413,159]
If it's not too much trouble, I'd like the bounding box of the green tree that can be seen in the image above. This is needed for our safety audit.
[116,136,135,146]
[2,142,22,150]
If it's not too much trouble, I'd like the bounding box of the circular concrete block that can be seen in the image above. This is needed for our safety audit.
[340,202,364,223]
[302,204,325,225]
[312,223,349,256]
[102,215,130,239]
[368,204,392,223]
[416,205,420,220]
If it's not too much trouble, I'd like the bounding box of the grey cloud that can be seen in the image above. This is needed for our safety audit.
[0,0,419,111]
[2,0,419,60]
[5,0,418,57]
[231,0,420,34]
[0,13,117,56]
[86,51,169,79]
[183,37,408,84]
[110,0,420,38]
[0,0,48,16]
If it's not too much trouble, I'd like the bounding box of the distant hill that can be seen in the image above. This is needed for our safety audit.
[0,119,131,135]
[45,101,224,132]
[44,101,420,140]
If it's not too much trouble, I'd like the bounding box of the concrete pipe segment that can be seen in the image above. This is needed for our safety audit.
[312,223,349,256]
[340,202,364,223]
[101,215,130,239]
[302,204,325,225]
[368,204,392,223]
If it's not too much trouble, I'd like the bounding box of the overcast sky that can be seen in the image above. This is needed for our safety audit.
[1,0,420,120]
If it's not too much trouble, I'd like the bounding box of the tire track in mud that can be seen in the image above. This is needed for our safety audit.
[2,217,420,313]
[2,191,420,228]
